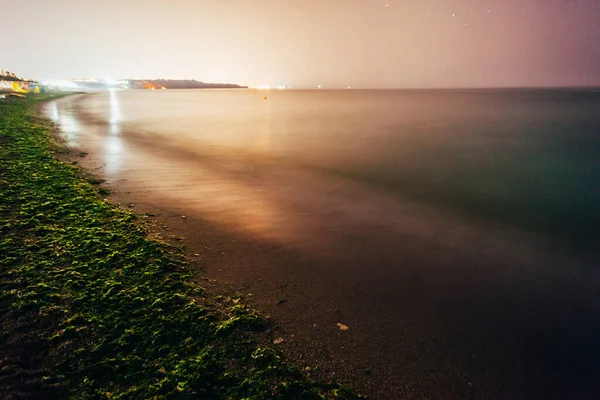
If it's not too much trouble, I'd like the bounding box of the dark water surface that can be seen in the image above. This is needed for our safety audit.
[79,89,600,247]
[46,90,600,399]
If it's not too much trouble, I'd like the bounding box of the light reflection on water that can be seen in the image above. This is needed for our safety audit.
[105,90,124,177]
[47,101,59,122]
[44,100,80,147]
[103,135,124,178]
[46,94,125,180]
[109,89,121,135]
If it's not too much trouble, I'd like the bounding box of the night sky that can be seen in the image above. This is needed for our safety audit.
[3,0,600,88]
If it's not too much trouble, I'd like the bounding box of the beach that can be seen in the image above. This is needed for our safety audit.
[44,90,600,399]
[1,95,361,399]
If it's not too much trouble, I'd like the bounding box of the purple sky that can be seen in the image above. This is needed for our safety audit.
[3,0,600,87]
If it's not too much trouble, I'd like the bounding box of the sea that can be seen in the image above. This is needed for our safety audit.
[62,88,600,249]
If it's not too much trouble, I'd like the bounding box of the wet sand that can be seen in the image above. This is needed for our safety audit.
[44,94,600,399]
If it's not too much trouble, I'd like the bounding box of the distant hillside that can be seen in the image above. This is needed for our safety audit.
[131,79,247,89]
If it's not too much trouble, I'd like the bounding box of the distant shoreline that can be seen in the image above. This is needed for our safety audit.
[130,79,247,90]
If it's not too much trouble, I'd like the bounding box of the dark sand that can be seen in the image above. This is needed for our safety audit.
[45,95,600,399]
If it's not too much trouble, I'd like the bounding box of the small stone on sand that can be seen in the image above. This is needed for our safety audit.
[337,323,349,331]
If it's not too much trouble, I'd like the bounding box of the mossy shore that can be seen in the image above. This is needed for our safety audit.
[0,96,358,399]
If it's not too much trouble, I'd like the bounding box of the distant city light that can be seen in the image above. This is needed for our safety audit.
[40,80,79,89]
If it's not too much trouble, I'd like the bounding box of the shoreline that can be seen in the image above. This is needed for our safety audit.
[46,95,378,395]
[0,95,360,399]
[44,93,600,399]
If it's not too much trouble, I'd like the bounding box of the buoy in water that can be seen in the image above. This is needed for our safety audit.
[264,96,268,100]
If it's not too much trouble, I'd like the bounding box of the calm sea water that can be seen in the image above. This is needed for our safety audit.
[77,89,600,250]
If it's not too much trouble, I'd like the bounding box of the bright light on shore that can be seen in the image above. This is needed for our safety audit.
[40,80,79,89]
